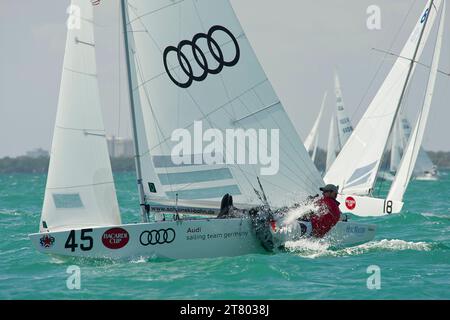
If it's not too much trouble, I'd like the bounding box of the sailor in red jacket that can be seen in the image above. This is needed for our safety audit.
[309,184,342,238]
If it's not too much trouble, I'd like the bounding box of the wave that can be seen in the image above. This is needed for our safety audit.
[285,238,432,259]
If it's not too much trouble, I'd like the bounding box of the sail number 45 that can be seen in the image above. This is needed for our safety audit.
[65,229,93,252]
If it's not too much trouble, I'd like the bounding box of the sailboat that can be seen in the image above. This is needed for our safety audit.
[304,92,327,163]
[29,0,375,260]
[325,72,354,173]
[324,0,444,217]
[390,115,439,181]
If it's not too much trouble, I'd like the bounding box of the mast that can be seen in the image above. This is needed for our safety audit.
[120,0,148,222]
[371,0,435,194]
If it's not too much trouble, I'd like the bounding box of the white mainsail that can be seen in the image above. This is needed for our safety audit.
[324,0,441,195]
[326,116,338,172]
[40,0,121,232]
[123,0,324,209]
[304,92,327,157]
[334,71,353,151]
[388,1,445,201]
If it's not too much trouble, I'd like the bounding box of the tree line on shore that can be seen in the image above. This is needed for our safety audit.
[1,150,450,174]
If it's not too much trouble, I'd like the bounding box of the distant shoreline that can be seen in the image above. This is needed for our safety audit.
[1,151,449,174]
[0,156,136,174]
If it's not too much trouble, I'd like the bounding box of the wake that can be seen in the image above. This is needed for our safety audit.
[285,238,432,259]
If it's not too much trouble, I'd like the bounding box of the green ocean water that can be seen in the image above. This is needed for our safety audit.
[0,171,449,299]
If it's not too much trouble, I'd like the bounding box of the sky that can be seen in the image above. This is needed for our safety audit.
[0,0,449,158]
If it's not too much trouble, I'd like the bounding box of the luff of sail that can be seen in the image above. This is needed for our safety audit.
[324,0,442,195]
[40,0,121,232]
[122,0,324,209]
[388,0,445,202]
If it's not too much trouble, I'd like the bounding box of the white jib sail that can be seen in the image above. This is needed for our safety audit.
[40,0,121,232]
[123,0,324,209]
[389,118,403,173]
[304,92,327,155]
[388,1,445,202]
[334,71,353,151]
[326,116,338,172]
[324,0,441,195]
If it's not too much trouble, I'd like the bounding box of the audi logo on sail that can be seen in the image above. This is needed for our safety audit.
[139,229,176,246]
[163,25,240,88]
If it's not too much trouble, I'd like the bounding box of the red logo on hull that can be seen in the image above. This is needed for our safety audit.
[102,228,129,249]
[345,197,356,210]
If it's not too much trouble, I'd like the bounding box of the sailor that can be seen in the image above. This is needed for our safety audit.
[217,193,247,218]
[308,184,342,238]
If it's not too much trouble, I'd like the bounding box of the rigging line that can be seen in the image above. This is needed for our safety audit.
[371,47,450,76]
[55,125,105,133]
[47,181,115,190]
[252,89,323,191]
[126,0,186,25]
[350,0,419,121]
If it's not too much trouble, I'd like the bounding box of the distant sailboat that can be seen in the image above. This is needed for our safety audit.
[393,116,439,181]
[334,71,354,153]
[325,71,354,173]
[304,92,327,162]
[324,0,443,216]
[29,0,375,260]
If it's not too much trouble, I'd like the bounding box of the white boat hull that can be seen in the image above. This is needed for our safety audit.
[337,194,404,217]
[29,218,376,260]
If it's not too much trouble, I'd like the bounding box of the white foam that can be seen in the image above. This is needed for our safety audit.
[285,239,432,259]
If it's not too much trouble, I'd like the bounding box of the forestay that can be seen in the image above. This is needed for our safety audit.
[123,0,323,209]
[40,0,121,232]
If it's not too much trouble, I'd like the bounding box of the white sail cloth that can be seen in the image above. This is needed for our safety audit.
[324,0,442,195]
[123,0,324,208]
[388,1,445,201]
[40,0,121,232]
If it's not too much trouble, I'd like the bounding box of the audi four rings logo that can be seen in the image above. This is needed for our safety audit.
[163,25,240,88]
[139,229,176,246]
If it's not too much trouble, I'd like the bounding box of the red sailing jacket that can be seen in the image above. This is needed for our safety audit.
[310,197,341,238]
